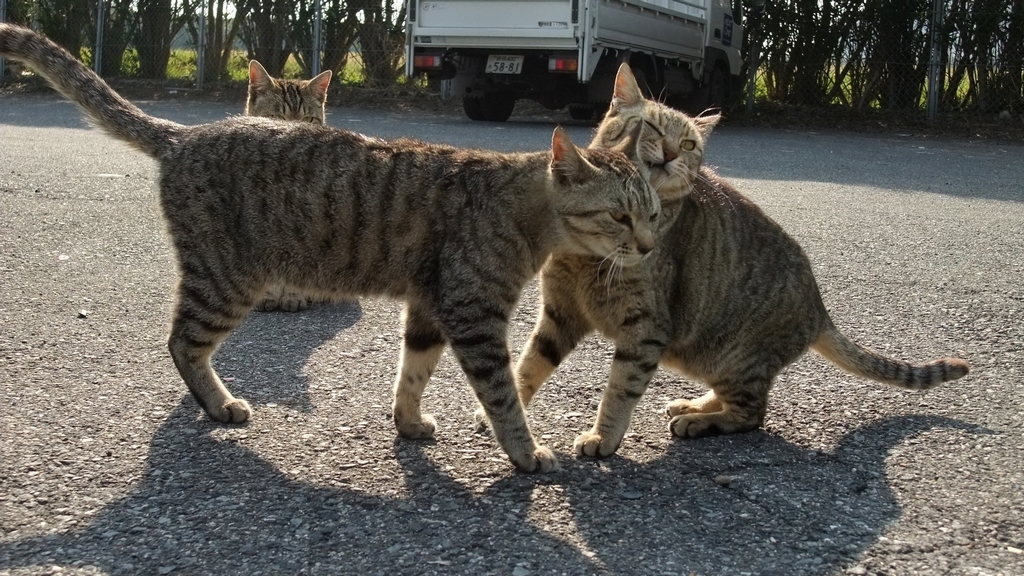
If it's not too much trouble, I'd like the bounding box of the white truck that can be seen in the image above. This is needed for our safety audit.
[404,0,749,121]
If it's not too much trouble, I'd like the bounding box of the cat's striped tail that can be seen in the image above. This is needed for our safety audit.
[811,321,969,390]
[0,23,183,157]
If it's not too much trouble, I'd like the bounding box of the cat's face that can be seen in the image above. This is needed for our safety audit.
[591,64,719,204]
[550,127,660,267]
[245,60,332,124]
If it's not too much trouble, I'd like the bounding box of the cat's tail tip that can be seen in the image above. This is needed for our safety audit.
[813,324,969,390]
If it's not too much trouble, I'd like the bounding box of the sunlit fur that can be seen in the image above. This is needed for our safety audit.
[511,63,969,458]
[0,24,660,473]
[245,59,332,124]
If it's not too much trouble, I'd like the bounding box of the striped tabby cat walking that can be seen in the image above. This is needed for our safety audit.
[511,64,969,457]
[0,24,661,472]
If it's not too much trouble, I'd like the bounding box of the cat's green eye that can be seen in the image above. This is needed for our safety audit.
[682,140,696,151]
[611,212,633,227]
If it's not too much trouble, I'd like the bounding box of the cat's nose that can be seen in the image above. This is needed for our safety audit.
[663,150,678,163]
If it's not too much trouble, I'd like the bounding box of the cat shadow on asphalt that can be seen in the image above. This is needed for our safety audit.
[210,300,364,414]
[0,387,986,576]
[482,414,990,575]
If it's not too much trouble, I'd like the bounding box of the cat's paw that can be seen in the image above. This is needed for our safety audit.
[277,291,311,313]
[666,398,699,416]
[473,407,492,434]
[573,430,620,458]
[670,414,716,438]
[510,446,559,473]
[253,297,279,312]
[395,413,437,439]
[210,398,252,424]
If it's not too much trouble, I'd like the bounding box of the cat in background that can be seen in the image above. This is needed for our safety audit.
[244,59,334,312]
[510,64,969,457]
[245,59,332,124]
[0,23,661,472]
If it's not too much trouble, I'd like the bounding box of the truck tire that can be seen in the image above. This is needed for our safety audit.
[706,67,727,112]
[482,93,515,122]
[463,96,486,121]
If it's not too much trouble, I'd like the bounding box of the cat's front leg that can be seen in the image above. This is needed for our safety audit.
[474,301,589,431]
[575,337,664,458]
[393,300,447,439]
[443,319,557,473]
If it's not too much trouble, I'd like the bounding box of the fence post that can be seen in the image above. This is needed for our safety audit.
[746,25,759,116]
[0,0,6,83]
[926,0,943,121]
[196,0,206,89]
[94,0,104,74]
[312,0,322,75]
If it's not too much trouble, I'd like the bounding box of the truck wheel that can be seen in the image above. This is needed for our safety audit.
[482,93,515,122]
[463,96,486,121]
[568,104,594,120]
[706,68,727,112]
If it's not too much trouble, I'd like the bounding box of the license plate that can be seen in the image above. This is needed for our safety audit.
[485,55,524,74]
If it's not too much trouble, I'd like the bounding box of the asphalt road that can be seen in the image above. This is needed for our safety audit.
[1,94,1022,576]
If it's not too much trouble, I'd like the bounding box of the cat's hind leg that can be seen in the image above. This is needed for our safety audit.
[393,300,447,439]
[668,378,770,438]
[168,282,254,423]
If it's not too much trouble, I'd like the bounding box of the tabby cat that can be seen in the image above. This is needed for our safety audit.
[0,24,661,472]
[511,64,969,457]
[244,59,333,312]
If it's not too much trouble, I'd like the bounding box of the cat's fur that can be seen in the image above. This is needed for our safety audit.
[512,64,969,457]
[0,24,662,472]
[244,59,333,312]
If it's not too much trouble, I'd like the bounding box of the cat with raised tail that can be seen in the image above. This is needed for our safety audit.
[0,24,662,472]
[511,64,970,457]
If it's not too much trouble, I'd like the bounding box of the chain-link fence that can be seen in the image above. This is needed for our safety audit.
[0,0,406,87]
[2,0,1022,122]
[742,0,1023,120]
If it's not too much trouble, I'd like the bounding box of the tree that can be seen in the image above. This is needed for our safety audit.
[136,0,193,78]
[351,0,406,87]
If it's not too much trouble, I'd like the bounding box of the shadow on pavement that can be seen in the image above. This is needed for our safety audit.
[0,398,985,576]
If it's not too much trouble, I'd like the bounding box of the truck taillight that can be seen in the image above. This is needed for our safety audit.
[414,55,442,69]
[548,58,578,72]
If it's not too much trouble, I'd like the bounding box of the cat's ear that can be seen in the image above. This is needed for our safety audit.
[612,63,644,109]
[693,111,721,139]
[248,60,273,89]
[551,126,593,183]
[309,69,333,102]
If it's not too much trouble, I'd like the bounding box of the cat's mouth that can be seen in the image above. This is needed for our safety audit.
[646,164,673,189]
